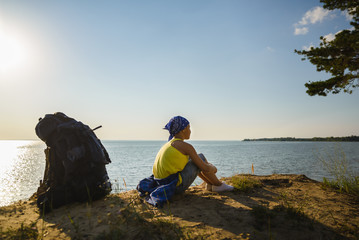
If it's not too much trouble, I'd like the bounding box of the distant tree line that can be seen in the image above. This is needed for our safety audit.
[242,136,359,142]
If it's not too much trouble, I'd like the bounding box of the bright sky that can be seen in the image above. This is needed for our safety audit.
[0,0,358,140]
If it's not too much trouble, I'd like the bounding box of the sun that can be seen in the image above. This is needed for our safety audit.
[0,30,28,74]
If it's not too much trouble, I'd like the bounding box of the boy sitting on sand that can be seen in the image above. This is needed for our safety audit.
[137,116,233,207]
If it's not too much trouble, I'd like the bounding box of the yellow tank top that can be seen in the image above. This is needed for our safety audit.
[152,138,189,185]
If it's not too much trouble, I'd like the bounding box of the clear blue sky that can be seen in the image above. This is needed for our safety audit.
[0,0,358,140]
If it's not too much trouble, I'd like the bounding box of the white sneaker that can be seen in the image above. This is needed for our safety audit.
[212,182,234,192]
[205,183,212,191]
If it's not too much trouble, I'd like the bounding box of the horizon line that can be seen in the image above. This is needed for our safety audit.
[1,135,358,142]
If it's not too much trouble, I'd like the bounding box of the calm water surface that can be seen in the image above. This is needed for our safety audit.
[1,140,358,207]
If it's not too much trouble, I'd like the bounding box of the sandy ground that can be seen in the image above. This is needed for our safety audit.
[0,174,358,239]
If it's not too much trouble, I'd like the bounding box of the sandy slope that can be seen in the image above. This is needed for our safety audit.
[0,174,358,239]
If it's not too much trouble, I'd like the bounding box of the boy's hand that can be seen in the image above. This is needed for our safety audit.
[208,163,217,173]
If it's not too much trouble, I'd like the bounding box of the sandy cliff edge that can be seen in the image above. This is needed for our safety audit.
[0,174,358,240]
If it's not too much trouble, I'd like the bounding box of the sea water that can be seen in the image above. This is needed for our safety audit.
[1,140,358,207]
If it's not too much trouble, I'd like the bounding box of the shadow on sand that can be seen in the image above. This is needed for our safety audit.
[39,183,351,240]
[160,185,350,240]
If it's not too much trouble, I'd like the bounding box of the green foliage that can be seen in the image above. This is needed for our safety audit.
[230,175,262,192]
[295,0,359,96]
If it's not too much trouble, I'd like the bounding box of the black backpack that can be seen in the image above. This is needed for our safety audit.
[35,112,112,213]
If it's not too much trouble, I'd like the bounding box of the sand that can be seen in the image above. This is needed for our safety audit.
[0,174,358,239]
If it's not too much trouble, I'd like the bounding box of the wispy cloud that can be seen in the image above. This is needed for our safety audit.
[342,10,353,21]
[294,27,309,35]
[294,6,333,35]
[299,6,331,25]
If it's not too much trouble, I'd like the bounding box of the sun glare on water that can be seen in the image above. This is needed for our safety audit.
[0,141,26,173]
[0,141,45,206]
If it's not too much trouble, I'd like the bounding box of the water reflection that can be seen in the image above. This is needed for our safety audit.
[0,141,45,207]
[0,140,358,207]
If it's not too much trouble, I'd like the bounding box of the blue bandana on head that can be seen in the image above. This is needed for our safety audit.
[164,116,190,141]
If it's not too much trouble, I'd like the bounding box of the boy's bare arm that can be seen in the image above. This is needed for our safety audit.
[177,142,216,173]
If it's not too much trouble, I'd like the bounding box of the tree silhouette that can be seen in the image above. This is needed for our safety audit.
[295,0,359,96]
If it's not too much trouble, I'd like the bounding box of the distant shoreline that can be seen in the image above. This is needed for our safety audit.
[243,136,359,142]
[1,137,359,142]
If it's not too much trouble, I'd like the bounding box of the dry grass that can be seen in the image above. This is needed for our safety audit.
[0,222,38,240]
[317,144,359,197]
